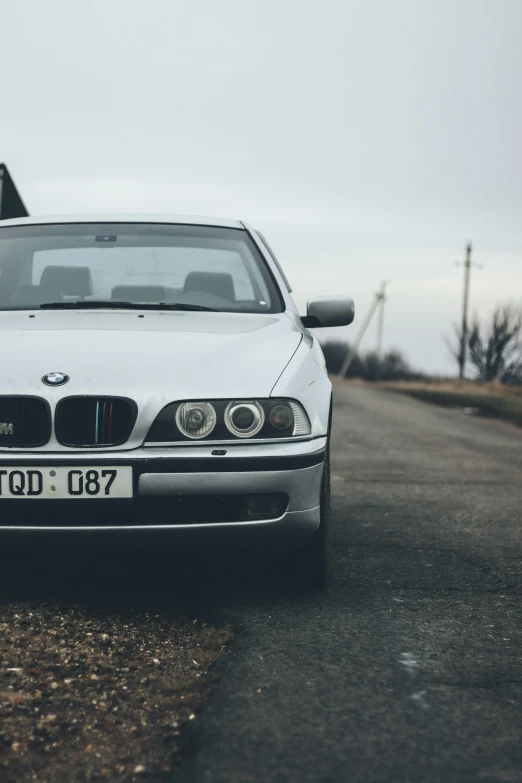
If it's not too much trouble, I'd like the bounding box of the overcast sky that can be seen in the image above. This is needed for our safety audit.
[2,0,521,373]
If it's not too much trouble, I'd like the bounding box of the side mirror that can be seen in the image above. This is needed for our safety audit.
[301,296,355,328]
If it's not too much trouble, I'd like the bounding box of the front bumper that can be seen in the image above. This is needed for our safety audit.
[0,438,326,550]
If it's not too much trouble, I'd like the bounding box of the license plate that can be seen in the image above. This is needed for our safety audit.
[0,467,133,499]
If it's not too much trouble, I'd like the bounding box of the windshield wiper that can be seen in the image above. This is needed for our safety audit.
[39,301,217,312]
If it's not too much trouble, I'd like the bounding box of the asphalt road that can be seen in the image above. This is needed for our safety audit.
[175,385,522,783]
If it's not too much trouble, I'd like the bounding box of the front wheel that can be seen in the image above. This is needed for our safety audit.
[295,445,330,588]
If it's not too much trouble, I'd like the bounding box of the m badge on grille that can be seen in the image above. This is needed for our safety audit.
[0,423,14,435]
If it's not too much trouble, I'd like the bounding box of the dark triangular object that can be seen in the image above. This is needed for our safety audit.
[0,164,29,219]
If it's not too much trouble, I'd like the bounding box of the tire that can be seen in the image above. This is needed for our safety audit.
[296,443,330,588]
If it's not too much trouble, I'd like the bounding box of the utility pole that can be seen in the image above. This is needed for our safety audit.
[376,281,388,360]
[458,242,472,380]
[456,242,483,380]
[339,281,388,377]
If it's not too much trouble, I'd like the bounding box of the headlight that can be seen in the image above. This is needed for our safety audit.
[225,401,265,438]
[145,399,311,442]
[175,402,217,439]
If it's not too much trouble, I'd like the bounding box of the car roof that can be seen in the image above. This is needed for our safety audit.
[0,213,244,229]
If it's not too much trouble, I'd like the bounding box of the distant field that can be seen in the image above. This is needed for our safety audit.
[335,378,522,428]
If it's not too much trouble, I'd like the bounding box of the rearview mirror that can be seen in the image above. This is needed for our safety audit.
[301,296,355,328]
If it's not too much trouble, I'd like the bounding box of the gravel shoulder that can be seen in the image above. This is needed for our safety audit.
[0,555,232,783]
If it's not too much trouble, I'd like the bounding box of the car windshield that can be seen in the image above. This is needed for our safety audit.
[0,222,283,314]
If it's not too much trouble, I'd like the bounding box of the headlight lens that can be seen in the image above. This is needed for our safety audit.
[225,401,265,438]
[269,404,294,430]
[175,402,217,439]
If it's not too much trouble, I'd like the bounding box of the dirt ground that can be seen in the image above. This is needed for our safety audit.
[0,554,232,783]
[336,378,522,427]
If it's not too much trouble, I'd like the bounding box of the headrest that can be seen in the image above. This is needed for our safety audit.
[183,272,235,301]
[111,285,167,303]
[40,265,93,297]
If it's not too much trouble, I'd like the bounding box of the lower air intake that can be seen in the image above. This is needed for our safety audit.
[55,397,137,447]
[0,494,289,526]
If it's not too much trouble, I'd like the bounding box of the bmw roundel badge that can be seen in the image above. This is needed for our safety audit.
[42,372,70,386]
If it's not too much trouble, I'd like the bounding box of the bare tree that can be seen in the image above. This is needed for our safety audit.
[468,304,522,382]
[449,303,522,382]
[320,341,422,381]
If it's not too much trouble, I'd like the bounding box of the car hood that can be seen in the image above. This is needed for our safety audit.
[0,310,302,401]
